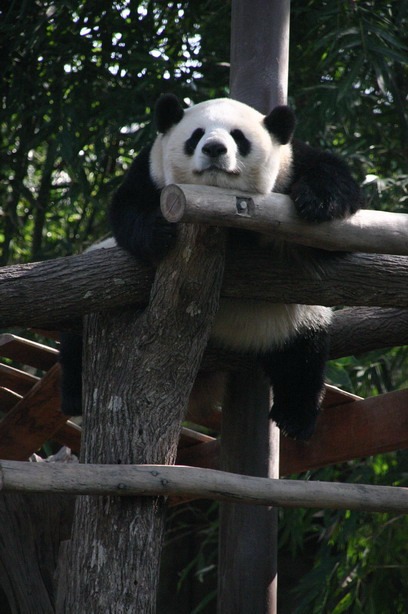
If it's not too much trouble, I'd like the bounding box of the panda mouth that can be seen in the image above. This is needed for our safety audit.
[194,165,240,177]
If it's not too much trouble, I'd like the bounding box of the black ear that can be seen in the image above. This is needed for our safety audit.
[263,106,296,145]
[155,94,184,134]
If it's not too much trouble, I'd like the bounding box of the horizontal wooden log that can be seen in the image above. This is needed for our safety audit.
[0,461,406,513]
[161,184,408,255]
[330,307,408,358]
[1,247,408,330]
[0,247,153,329]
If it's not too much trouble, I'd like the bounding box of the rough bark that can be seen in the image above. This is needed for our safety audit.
[329,307,408,358]
[57,224,225,613]
[1,248,408,331]
[0,493,73,614]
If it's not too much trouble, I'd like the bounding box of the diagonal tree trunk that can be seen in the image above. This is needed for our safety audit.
[57,224,226,613]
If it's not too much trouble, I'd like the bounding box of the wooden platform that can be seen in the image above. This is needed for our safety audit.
[0,332,407,476]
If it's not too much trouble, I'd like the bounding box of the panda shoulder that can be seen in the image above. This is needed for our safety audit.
[112,144,161,206]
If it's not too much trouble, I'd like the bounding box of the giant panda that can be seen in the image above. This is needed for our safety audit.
[60,94,362,440]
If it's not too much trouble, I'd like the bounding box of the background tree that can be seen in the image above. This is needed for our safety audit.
[1,1,407,612]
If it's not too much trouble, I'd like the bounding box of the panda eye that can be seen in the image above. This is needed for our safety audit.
[230,129,251,157]
[184,128,205,156]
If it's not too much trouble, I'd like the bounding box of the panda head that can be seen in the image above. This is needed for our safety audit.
[150,94,296,195]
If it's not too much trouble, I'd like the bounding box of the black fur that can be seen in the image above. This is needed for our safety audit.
[288,139,363,222]
[263,105,296,145]
[262,328,329,440]
[59,332,83,416]
[184,128,205,156]
[155,93,184,134]
[109,147,177,263]
[61,96,362,439]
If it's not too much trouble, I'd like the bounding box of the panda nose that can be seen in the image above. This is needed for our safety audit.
[202,141,227,158]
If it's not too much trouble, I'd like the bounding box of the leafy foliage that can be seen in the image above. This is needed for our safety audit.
[0,1,230,263]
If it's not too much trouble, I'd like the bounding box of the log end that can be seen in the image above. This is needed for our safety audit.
[160,184,186,223]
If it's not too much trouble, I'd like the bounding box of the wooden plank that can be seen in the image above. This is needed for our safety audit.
[0,364,67,460]
[0,364,39,395]
[52,421,81,453]
[176,389,408,477]
[179,427,215,448]
[280,388,408,474]
[0,364,81,454]
[0,333,58,370]
[323,384,362,408]
[176,438,220,470]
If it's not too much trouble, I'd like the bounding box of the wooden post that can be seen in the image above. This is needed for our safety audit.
[218,1,291,612]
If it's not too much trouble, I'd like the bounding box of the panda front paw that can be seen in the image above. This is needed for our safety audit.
[290,175,361,223]
[270,401,319,441]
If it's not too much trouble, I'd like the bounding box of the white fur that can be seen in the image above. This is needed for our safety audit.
[212,301,332,352]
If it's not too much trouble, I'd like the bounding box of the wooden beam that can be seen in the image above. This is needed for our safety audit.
[280,388,408,474]
[0,364,39,396]
[1,248,408,330]
[330,307,408,358]
[0,388,23,412]
[177,389,408,476]
[0,333,58,370]
[161,184,408,256]
[0,364,67,460]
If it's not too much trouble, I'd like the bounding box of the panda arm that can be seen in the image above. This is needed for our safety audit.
[109,146,177,263]
[289,139,363,222]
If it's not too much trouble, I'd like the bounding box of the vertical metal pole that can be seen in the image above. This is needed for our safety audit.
[218,1,291,612]
[230,0,290,111]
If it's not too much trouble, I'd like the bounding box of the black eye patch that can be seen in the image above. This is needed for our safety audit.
[184,128,205,156]
[230,129,251,157]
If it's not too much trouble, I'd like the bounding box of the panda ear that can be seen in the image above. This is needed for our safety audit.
[155,94,184,134]
[263,106,296,145]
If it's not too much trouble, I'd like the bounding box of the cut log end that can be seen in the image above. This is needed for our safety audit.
[160,184,186,223]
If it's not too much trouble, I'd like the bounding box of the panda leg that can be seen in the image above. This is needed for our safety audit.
[261,329,329,440]
[59,332,83,416]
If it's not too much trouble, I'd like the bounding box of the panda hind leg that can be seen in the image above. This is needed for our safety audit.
[261,329,329,441]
